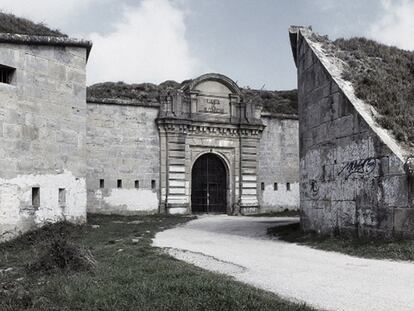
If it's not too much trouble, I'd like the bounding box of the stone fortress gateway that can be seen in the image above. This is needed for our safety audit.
[86,73,300,216]
[158,74,265,215]
[0,13,300,241]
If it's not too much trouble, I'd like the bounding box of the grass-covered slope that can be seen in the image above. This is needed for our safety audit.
[87,81,298,115]
[0,11,66,37]
[268,222,414,262]
[0,214,314,311]
[316,34,414,144]
[242,88,297,115]
[87,81,181,104]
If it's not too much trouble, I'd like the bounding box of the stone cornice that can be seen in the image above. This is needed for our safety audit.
[157,118,264,137]
[260,112,298,120]
[0,33,93,60]
[87,97,160,108]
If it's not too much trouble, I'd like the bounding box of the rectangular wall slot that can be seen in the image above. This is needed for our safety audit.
[274,182,278,191]
[261,182,264,191]
[151,180,156,190]
[117,179,122,188]
[0,64,15,84]
[135,180,139,189]
[99,179,104,188]
[32,187,40,209]
[286,182,291,191]
[58,188,66,206]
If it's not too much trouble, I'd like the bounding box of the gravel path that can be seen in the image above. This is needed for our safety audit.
[152,215,414,311]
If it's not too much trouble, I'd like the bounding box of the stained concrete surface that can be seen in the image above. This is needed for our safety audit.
[153,215,414,311]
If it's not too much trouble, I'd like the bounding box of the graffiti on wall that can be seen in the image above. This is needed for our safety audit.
[338,157,377,180]
[310,179,319,196]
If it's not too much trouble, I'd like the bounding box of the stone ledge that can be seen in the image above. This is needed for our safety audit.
[260,112,298,120]
[87,97,161,108]
[0,33,92,59]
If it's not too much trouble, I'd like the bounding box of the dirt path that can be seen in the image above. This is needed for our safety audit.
[153,215,414,311]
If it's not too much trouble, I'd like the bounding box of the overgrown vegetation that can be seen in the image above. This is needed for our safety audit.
[242,88,297,114]
[1,214,314,311]
[248,209,299,217]
[268,223,414,261]
[87,81,181,104]
[0,11,66,37]
[315,34,414,144]
[87,82,298,114]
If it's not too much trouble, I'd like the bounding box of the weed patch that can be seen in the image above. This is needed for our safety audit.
[248,209,299,217]
[268,222,414,261]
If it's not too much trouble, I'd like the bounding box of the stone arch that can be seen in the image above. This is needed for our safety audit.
[181,73,242,96]
[190,151,231,214]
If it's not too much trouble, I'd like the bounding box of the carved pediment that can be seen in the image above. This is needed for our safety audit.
[194,80,232,115]
[159,73,262,126]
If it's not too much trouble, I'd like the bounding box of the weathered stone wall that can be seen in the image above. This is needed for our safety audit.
[296,33,412,238]
[86,103,160,214]
[0,43,88,241]
[258,115,299,211]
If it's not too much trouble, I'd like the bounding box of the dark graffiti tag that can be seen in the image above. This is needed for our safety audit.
[310,179,319,196]
[337,157,377,180]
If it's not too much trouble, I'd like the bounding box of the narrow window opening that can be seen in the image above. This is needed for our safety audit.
[286,182,291,191]
[322,165,326,182]
[135,180,139,189]
[58,188,66,206]
[117,179,122,188]
[151,180,156,190]
[99,179,104,188]
[32,187,40,209]
[0,64,15,84]
[274,182,278,191]
[261,182,265,191]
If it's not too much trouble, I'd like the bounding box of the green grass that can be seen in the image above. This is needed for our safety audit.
[268,223,414,261]
[1,214,315,311]
[248,209,299,217]
[0,11,66,37]
[313,33,414,145]
[242,88,298,115]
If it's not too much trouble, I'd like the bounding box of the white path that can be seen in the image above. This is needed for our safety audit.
[152,215,414,311]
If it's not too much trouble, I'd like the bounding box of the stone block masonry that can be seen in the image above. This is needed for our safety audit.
[290,27,414,238]
[86,102,160,214]
[258,114,299,211]
[86,74,300,216]
[0,39,91,242]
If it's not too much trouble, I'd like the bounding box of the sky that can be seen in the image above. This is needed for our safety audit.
[0,0,413,89]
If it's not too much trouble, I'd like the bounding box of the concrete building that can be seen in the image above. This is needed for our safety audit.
[289,26,414,238]
[86,74,300,216]
[0,14,92,241]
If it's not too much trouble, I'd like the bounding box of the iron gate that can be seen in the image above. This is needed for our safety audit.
[191,153,227,213]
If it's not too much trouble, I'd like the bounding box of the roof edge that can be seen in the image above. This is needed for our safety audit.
[182,72,242,96]
[260,112,298,120]
[296,28,414,163]
[87,97,160,108]
[289,26,312,67]
[0,33,93,60]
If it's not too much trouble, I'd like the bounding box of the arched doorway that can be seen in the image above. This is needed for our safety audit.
[191,153,227,214]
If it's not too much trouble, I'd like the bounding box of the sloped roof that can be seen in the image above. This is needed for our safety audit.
[295,28,414,145]
[0,12,66,37]
[87,81,298,115]
[289,26,414,160]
